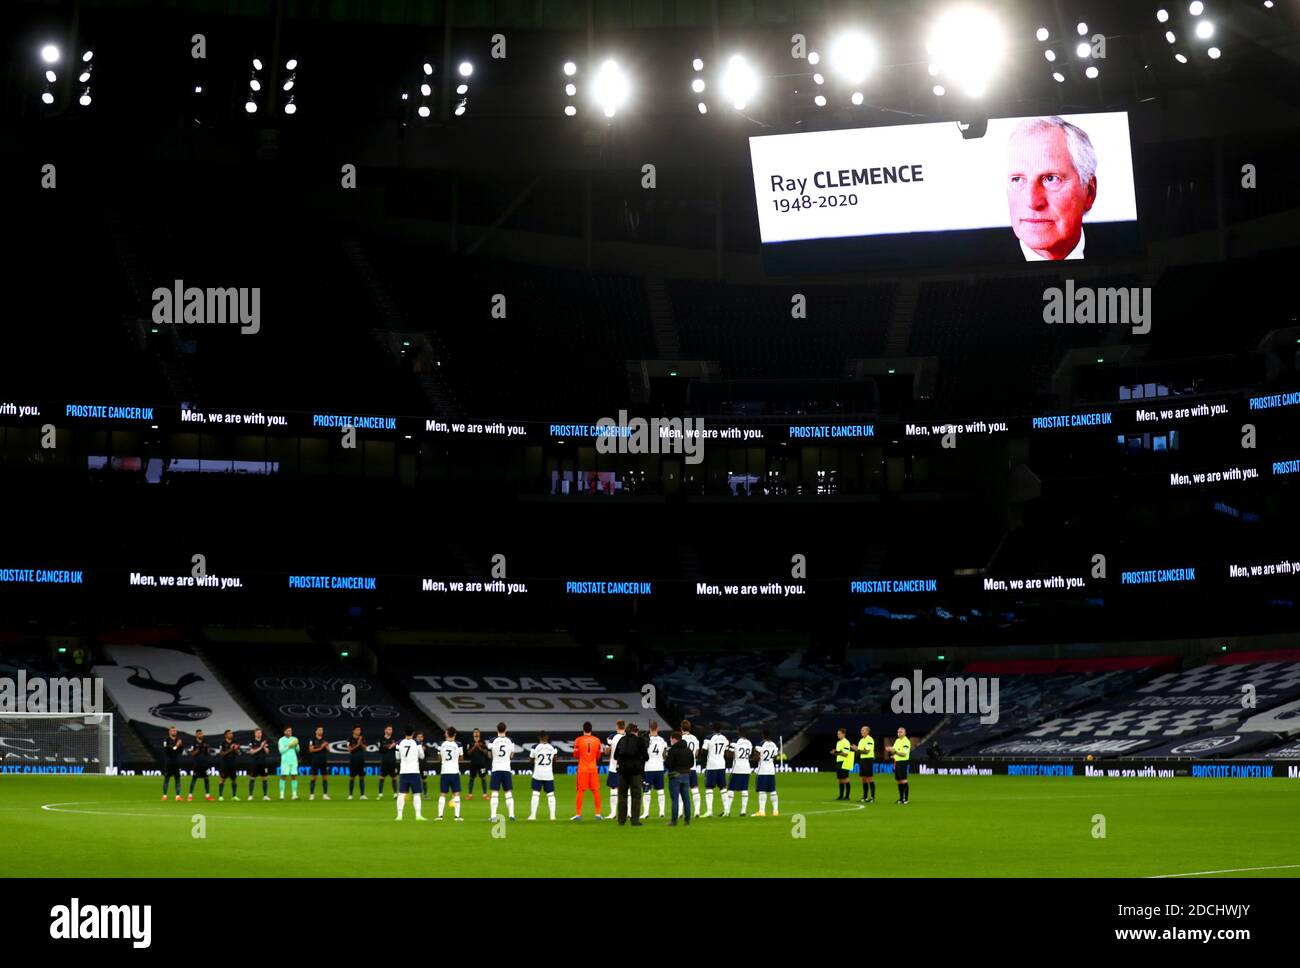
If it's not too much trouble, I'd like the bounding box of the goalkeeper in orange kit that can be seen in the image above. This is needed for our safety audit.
[570,721,603,820]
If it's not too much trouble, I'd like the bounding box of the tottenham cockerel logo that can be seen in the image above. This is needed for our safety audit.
[124,665,212,722]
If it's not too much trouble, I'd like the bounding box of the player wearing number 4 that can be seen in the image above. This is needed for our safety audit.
[436,727,465,821]
[489,722,517,821]
[528,732,558,820]
[752,730,780,816]
[640,721,668,820]
[394,726,426,821]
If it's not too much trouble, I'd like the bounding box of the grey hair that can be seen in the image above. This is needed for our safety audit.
[1010,116,1097,186]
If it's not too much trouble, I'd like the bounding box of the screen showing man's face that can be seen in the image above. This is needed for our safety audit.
[1007,125,1095,259]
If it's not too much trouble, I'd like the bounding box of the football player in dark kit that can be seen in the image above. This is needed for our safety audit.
[246,727,272,800]
[347,725,368,799]
[161,726,184,801]
[308,726,331,800]
[376,725,399,799]
[465,727,490,799]
[187,729,213,801]
[217,729,241,800]
[415,729,434,795]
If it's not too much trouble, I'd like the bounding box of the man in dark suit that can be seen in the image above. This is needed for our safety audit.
[614,722,648,826]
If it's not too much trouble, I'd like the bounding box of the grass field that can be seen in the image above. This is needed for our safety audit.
[4,773,1298,877]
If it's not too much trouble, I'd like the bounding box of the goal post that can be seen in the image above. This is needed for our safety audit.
[0,712,114,774]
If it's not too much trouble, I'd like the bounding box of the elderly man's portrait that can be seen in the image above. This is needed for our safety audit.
[1006,116,1098,261]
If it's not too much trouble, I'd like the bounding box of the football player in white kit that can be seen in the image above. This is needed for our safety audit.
[435,727,465,821]
[641,721,668,819]
[702,724,731,818]
[679,718,702,816]
[722,729,754,817]
[489,722,517,821]
[753,729,780,817]
[603,720,625,820]
[395,725,426,821]
[527,731,558,820]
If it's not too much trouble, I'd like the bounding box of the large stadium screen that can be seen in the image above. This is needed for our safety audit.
[749,111,1139,273]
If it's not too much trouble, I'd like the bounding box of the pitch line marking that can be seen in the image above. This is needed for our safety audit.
[1148,864,1300,879]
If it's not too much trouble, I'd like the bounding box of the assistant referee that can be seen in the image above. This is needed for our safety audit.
[889,727,911,804]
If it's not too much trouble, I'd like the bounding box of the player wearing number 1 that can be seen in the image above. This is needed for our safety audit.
[395,725,426,821]
[278,726,300,800]
[571,721,603,820]
[489,722,516,821]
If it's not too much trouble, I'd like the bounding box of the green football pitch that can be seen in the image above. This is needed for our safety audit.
[3,773,1298,877]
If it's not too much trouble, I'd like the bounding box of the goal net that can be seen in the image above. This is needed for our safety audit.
[0,713,114,774]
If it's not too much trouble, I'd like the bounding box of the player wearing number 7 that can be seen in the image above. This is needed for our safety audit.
[394,726,426,821]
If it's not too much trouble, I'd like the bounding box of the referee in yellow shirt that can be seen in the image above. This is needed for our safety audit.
[887,727,911,804]
[857,726,875,803]
[832,728,855,800]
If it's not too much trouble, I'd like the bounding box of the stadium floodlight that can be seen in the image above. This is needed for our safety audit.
[41,91,54,104]
[454,100,467,116]
[420,82,431,97]
[1189,1,1204,14]
[1157,8,1170,21]
[925,5,1007,98]
[1036,26,1049,41]
[829,30,877,86]
[1085,65,1099,78]
[692,57,704,71]
[933,84,946,96]
[284,99,297,114]
[1208,46,1221,58]
[282,79,294,91]
[691,78,705,93]
[417,104,431,117]
[719,53,758,110]
[697,101,707,113]
[1195,20,1214,39]
[565,82,577,96]
[1076,21,1088,35]
[1076,41,1091,57]
[564,104,577,116]
[252,57,263,71]
[564,61,577,76]
[423,62,434,75]
[286,58,298,71]
[250,78,261,91]
[82,49,94,62]
[1044,49,1056,62]
[813,72,824,85]
[78,70,91,83]
[195,85,203,94]
[814,94,827,106]
[927,62,939,75]
[1175,52,1188,63]
[45,70,57,83]
[592,58,629,117]
[851,90,864,105]
[458,61,473,77]
[244,98,258,112]
[41,44,60,64]
[808,51,820,66]
[79,90,91,106]
[456,82,468,94]
[1052,71,1065,82]
[1166,31,1176,43]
